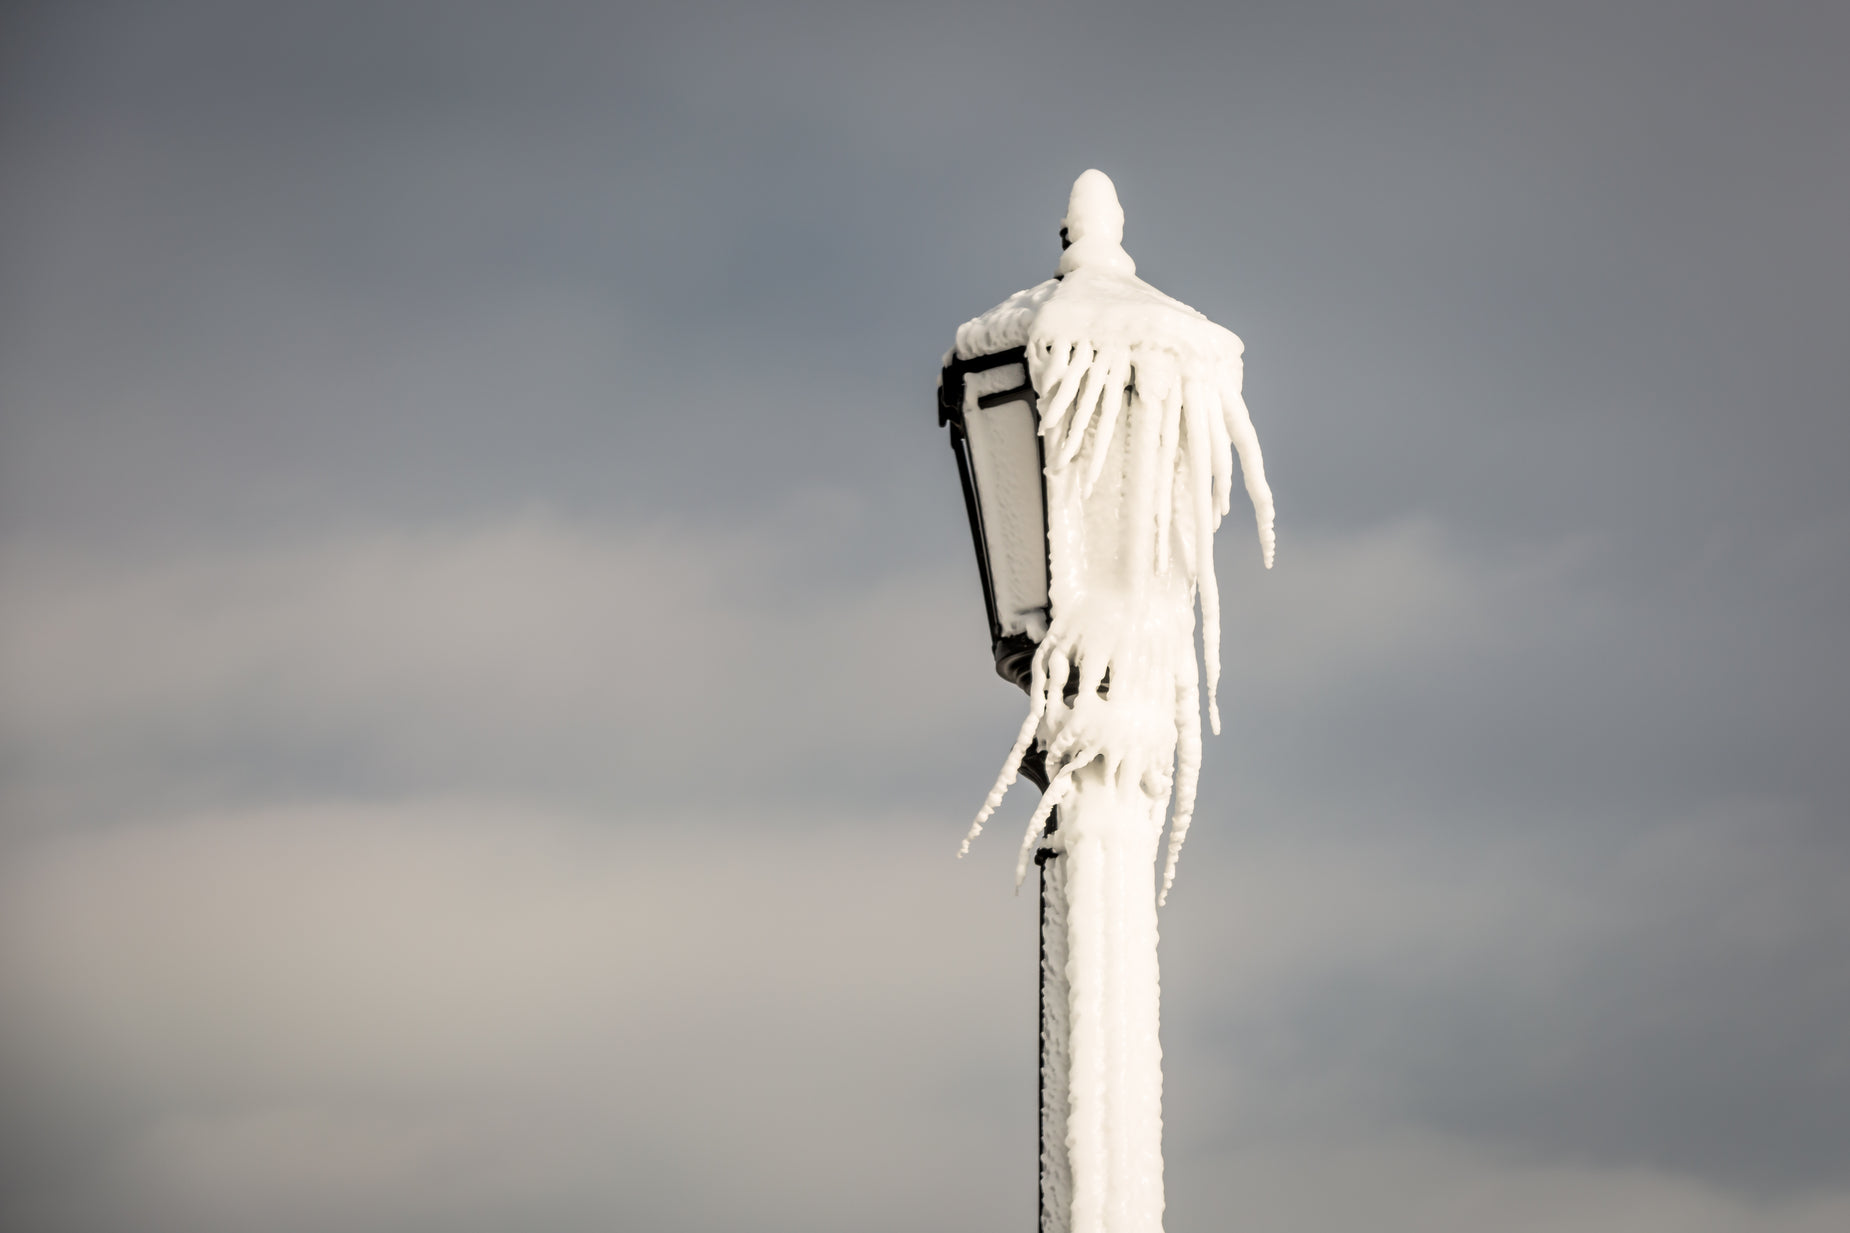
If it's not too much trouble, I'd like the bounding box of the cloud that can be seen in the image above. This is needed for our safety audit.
[1215,517,1602,693]
[1159,798,1850,1196]
[4,793,1845,1232]
[3,3,1846,1228]
[0,509,1018,823]
[5,505,1845,1222]
[0,799,1039,1233]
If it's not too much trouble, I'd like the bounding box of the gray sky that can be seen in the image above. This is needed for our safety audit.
[2,2,1847,1230]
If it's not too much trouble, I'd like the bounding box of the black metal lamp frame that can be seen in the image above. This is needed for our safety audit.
[937,345,1049,724]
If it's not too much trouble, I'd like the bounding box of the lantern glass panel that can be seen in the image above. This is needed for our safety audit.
[961,358,1050,641]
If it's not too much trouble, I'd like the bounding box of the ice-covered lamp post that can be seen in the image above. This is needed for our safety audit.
[937,170,1275,1233]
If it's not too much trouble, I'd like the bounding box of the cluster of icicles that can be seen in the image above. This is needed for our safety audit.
[958,171,1275,905]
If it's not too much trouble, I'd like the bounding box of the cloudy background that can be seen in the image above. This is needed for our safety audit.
[2,1,1846,1230]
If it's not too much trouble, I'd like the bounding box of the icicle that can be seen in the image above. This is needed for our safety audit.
[1182,381,1224,733]
[1122,363,1164,584]
[1039,343,1096,459]
[1054,353,1106,469]
[1147,359,1182,575]
[1015,758,1085,889]
[1035,339,1079,404]
[960,638,1053,857]
[1082,373,1127,498]
[1160,676,1203,905]
[1222,383,1276,569]
[1200,382,1235,520]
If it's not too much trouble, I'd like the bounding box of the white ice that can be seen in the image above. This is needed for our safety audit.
[952,170,1275,1233]
[958,169,1274,902]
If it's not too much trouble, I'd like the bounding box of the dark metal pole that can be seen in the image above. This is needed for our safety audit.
[1037,816,1058,1232]
[1015,749,1059,1231]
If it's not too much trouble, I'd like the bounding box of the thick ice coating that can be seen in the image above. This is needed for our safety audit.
[957,169,1275,904]
[951,171,1276,1233]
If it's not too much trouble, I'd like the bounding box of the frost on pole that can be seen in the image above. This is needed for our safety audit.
[949,170,1275,1233]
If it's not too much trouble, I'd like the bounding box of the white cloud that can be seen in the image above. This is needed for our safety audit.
[4,796,1843,1232]
[4,511,1840,1227]
[1156,795,1850,1197]
[1214,517,1603,694]
[0,511,1014,818]
[0,798,1038,1233]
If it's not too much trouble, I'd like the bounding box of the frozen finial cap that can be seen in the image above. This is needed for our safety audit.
[1063,169,1124,245]
[1059,169,1136,277]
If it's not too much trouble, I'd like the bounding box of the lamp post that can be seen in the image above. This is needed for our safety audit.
[937,170,1276,1233]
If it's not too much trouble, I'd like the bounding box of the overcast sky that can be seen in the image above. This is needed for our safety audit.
[2,2,1847,1231]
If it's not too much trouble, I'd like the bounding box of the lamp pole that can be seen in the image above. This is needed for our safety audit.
[938,170,1276,1233]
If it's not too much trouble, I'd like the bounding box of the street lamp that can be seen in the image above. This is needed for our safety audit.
[939,170,1276,1233]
